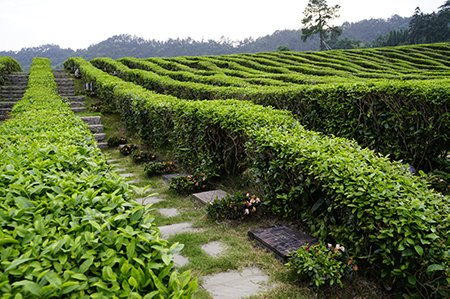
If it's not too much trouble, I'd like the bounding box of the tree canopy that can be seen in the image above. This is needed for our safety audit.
[301,0,342,51]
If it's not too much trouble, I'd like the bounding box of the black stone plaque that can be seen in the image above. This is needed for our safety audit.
[248,224,317,263]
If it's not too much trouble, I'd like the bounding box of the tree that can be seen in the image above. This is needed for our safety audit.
[301,0,342,51]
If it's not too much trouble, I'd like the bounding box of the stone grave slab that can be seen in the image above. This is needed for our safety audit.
[248,224,317,263]
[202,241,226,257]
[192,190,228,206]
[158,208,179,217]
[201,267,269,299]
[162,173,189,185]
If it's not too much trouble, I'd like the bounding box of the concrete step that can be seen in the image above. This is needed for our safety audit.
[88,124,104,133]
[79,116,102,125]
[94,133,107,142]
[1,86,26,91]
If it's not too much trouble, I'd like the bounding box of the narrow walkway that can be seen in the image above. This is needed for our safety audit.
[0,73,28,120]
[106,154,271,299]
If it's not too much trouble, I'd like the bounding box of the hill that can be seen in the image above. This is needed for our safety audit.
[0,16,411,71]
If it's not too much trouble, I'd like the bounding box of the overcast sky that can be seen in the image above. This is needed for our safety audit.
[0,0,446,52]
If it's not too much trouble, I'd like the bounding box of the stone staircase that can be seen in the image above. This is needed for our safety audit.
[0,73,28,120]
[53,70,108,149]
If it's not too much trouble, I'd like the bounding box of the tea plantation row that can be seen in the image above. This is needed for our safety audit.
[65,56,449,297]
[0,58,197,298]
[88,43,450,172]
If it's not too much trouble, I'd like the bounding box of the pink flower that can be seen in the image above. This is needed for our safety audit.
[244,209,249,214]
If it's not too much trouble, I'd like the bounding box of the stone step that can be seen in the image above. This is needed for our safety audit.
[71,107,86,113]
[88,124,104,133]
[79,116,102,125]
[0,99,19,103]
[70,101,85,108]
[0,108,12,115]
[1,90,26,95]
[1,86,26,91]
[0,102,16,108]
[6,80,28,85]
[97,142,108,149]
[63,96,85,102]
[94,133,107,142]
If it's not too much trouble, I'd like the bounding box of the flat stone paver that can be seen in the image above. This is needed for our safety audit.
[119,173,135,178]
[134,197,164,205]
[114,168,127,172]
[201,267,269,299]
[192,190,229,206]
[126,180,139,184]
[202,241,226,257]
[173,253,189,267]
[158,208,179,217]
[157,222,196,239]
[107,159,119,163]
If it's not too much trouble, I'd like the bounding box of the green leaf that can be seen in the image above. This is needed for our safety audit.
[12,281,41,296]
[426,264,445,273]
[414,245,423,256]
[79,258,93,274]
[407,275,416,285]
[5,258,34,272]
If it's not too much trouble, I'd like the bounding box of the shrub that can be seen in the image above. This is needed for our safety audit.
[106,136,128,147]
[286,243,357,289]
[131,149,156,164]
[206,191,264,221]
[169,173,208,195]
[144,161,175,176]
[119,143,138,155]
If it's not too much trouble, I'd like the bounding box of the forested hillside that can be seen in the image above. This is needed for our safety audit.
[0,8,443,71]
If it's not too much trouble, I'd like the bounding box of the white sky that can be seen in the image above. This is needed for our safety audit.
[0,0,445,52]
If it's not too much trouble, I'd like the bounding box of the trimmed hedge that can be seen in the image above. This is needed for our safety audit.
[0,58,197,297]
[0,56,22,85]
[90,56,449,172]
[65,57,449,297]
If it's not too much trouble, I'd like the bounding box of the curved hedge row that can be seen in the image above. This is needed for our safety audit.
[0,56,22,85]
[65,57,449,297]
[0,58,197,298]
[90,56,450,172]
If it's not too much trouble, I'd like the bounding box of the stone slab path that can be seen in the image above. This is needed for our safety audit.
[201,241,226,257]
[201,267,269,299]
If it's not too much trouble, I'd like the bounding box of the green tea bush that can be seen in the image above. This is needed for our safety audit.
[0,58,197,297]
[0,56,22,84]
[106,136,128,147]
[65,56,450,297]
[131,149,156,164]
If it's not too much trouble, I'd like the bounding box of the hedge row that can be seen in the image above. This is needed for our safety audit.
[0,56,22,85]
[66,57,449,297]
[0,58,197,298]
[90,57,450,172]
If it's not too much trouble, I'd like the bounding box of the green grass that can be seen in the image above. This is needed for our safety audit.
[67,71,390,299]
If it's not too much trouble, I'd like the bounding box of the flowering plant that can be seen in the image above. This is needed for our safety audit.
[420,170,450,195]
[107,136,128,147]
[144,161,175,176]
[131,150,156,164]
[118,144,138,156]
[89,101,114,114]
[206,191,264,221]
[286,243,357,289]
[169,173,208,195]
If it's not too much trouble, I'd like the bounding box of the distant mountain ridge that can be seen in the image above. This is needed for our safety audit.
[0,16,411,71]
